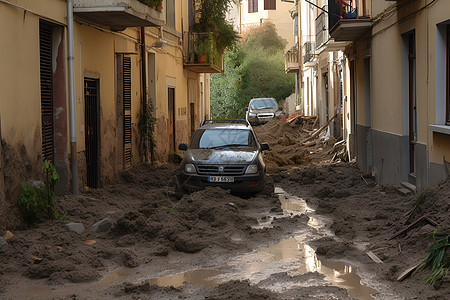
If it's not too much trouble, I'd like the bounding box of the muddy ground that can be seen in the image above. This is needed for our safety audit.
[0,119,448,299]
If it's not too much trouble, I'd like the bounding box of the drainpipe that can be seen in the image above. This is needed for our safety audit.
[140,27,149,163]
[67,0,78,194]
[298,0,303,109]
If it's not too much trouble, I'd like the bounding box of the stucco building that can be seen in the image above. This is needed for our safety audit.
[0,0,219,228]
[228,0,296,50]
[286,0,450,191]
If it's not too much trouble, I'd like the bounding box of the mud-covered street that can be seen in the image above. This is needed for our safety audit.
[0,120,449,299]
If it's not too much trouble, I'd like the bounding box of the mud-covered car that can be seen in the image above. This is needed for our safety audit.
[245,98,283,125]
[177,119,269,195]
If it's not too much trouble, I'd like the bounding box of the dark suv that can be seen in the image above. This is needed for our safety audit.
[177,119,269,195]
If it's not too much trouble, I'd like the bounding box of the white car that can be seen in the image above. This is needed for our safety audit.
[245,98,283,126]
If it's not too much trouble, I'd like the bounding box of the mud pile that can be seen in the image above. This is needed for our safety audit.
[278,163,450,298]
[0,164,281,288]
[253,119,310,171]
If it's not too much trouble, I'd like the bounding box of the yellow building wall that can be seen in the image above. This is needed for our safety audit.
[425,0,450,166]
[371,27,404,134]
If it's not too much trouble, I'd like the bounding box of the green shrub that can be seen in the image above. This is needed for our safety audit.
[18,160,60,225]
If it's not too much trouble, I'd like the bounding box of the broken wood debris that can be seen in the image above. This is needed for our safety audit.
[303,114,338,143]
[390,214,438,239]
[397,262,421,281]
[366,251,383,264]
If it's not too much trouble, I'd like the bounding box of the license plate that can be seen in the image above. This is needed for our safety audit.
[208,176,234,183]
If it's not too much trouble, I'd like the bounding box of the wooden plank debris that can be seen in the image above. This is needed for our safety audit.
[391,214,429,239]
[397,262,421,281]
[303,114,338,143]
[366,251,383,264]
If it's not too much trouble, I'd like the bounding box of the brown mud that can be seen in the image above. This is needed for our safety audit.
[0,120,448,299]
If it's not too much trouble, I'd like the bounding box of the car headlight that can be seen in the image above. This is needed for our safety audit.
[248,112,256,117]
[245,164,258,174]
[185,163,196,174]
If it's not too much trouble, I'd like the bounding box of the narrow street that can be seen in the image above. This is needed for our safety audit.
[0,120,448,299]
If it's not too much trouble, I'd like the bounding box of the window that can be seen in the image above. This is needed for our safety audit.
[166,0,175,29]
[264,0,276,10]
[248,0,258,13]
[447,25,450,125]
[192,129,257,149]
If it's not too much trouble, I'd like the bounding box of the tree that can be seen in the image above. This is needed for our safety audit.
[211,22,295,119]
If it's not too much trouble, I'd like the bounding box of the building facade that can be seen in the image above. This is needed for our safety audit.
[228,0,296,50]
[0,0,217,229]
[288,0,449,191]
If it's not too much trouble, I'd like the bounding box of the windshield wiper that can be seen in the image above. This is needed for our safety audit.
[208,144,248,150]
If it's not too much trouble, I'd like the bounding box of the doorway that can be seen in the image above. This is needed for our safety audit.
[408,33,417,176]
[84,78,100,188]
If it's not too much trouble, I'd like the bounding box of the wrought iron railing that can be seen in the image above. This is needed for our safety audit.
[184,32,223,68]
[315,6,329,49]
[303,41,315,63]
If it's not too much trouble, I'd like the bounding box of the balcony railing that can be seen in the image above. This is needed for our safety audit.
[316,7,329,49]
[328,0,372,41]
[285,45,299,73]
[73,0,164,30]
[303,41,316,63]
[183,32,224,73]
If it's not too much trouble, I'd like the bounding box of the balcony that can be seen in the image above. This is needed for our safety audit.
[328,0,372,42]
[315,8,329,50]
[303,41,315,65]
[73,0,165,31]
[285,45,299,73]
[183,32,224,73]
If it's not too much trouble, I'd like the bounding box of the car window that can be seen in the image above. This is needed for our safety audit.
[250,99,277,110]
[190,129,257,150]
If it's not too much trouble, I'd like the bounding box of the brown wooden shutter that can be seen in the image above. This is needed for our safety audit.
[123,56,132,167]
[264,0,276,10]
[249,0,258,13]
[39,21,54,163]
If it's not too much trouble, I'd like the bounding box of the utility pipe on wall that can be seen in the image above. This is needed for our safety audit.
[67,0,78,194]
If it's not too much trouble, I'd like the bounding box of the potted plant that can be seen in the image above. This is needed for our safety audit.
[139,0,163,11]
[192,0,239,56]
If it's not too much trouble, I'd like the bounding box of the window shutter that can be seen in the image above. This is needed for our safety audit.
[264,0,276,10]
[123,56,132,167]
[39,22,54,163]
[249,0,258,13]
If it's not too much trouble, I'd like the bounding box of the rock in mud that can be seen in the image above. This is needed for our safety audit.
[65,223,85,234]
[0,237,7,250]
[91,218,112,233]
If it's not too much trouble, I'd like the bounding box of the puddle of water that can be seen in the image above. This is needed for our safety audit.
[226,237,377,300]
[145,269,222,288]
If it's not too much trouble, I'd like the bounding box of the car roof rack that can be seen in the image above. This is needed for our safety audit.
[201,119,249,126]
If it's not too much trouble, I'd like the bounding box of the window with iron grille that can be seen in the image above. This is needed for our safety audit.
[123,56,132,167]
[264,0,276,10]
[249,0,258,13]
[39,21,54,163]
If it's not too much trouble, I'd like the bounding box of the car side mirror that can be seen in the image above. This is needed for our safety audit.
[245,107,248,111]
[178,143,188,151]
[260,143,269,151]
[278,106,283,111]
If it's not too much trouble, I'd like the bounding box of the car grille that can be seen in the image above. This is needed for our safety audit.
[257,113,274,118]
[196,165,247,175]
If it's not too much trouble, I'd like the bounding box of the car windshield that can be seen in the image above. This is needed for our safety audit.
[190,129,257,150]
[250,99,277,110]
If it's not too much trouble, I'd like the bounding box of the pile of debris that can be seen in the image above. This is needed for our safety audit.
[253,115,349,172]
